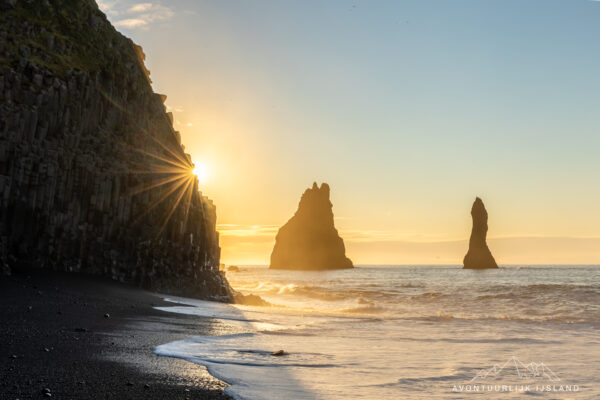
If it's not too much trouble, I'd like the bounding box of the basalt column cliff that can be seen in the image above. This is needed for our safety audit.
[0,0,233,300]
[270,183,353,270]
[463,197,498,269]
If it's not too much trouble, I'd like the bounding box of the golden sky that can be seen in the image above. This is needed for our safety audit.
[99,1,600,265]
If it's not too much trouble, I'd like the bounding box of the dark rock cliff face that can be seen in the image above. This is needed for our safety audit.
[0,0,233,300]
[270,183,353,270]
[463,197,498,269]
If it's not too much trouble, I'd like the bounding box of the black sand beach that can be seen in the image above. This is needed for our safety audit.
[0,270,233,399]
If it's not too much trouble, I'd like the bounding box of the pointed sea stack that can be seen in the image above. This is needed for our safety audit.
[463,197,498,269]
[270,183,353,270]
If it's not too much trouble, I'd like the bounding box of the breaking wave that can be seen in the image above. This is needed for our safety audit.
[227,265,600,323]
[155,265,600,400]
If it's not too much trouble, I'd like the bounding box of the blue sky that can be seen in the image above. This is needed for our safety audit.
[99,0,600,263]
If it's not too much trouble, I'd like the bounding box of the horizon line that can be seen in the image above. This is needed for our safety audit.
[221,263,600,267]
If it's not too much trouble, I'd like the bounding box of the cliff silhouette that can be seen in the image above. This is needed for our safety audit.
[0,0,233,300]
[463,197,498,269]
[270,183,353,270]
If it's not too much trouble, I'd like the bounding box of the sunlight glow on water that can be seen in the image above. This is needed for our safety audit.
[156,265,600,399]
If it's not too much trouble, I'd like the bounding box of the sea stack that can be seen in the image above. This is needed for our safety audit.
[270,183,353,270]
[463,197,498,269]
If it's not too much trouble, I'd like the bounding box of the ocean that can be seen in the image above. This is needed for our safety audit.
[155,265,600,399]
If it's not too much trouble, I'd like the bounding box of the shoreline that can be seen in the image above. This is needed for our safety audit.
[0,269,233,399]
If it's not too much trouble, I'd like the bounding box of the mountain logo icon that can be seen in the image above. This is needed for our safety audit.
[470,356,561,382]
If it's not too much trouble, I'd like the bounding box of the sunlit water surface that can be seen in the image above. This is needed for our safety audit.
[155,265,600,399]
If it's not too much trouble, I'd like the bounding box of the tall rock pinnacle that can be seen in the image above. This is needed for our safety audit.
[463,197,499,269]
[270,183,353,270]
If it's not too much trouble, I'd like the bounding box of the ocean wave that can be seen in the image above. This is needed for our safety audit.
[360,372,475,389]
[156,333,337,369]
[409,291,446,300]
[261,330,318,337]
[413,313,600,324]
[474,284,600,303]
[238,280,599,301]
[479,283,599,292]
[396,373,473,385]
[235,281,421,301]
[337,304,386,315]
[391,336,563,344]
[199,358,337,368]
[228,272,600,325]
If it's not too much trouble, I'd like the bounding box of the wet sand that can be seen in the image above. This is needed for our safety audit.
[0,269,233,399]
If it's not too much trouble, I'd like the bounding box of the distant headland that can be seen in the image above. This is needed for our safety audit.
[270,182,353,270]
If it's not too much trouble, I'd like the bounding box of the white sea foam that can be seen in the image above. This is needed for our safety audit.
[155,265,600,399]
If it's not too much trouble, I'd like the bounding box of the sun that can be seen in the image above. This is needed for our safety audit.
[192,162,209,183]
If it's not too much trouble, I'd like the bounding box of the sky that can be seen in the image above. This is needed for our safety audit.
[98,0,600,265]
